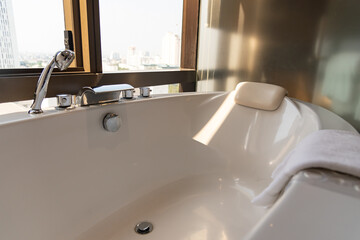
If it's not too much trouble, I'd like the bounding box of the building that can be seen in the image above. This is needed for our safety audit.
[109,51,121,60]
[161,32,180,67]
[0,0,19,68]
[126,46,141,68]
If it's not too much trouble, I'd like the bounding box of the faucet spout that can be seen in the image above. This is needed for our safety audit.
[29,50,75,114]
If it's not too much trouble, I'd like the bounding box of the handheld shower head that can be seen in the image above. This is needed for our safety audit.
[54,49,75,71]
[28,49,75,114]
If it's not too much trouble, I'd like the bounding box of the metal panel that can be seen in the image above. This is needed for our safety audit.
[197,0,360,130]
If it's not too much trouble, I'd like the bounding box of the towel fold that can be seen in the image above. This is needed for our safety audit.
[252,129,360,207]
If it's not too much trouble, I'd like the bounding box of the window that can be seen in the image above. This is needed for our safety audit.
[0,0,199,103]
[0,0,65,69]
[99,0,183,72]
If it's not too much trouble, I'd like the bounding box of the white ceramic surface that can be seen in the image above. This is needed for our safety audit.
[246,169,360,240]
[0,92,356,240]
[234,82,287,111]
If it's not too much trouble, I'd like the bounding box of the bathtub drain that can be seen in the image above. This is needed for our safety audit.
[135,221,153,235]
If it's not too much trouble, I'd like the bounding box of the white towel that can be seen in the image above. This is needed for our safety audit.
[252,129,360,207]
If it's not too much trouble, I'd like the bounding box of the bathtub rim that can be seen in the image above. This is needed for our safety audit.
[0,91,356,134]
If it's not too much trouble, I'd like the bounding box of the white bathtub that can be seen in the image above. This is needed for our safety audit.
[0,91,356,240]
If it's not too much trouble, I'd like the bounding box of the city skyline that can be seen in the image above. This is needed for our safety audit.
[102,31,181,72]
[1,0,183,70]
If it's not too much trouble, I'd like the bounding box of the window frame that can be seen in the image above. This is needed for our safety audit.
[0,0,199,103]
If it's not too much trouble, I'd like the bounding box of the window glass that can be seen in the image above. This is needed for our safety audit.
[0,0,65,69]
[151,83,180,94]
[99,0,183,72]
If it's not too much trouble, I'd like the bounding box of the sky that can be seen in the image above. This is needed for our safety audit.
[11,0,65,54]
[9,0,183,56]
[99,0,183,57]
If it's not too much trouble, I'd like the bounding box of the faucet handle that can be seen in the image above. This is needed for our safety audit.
[122,89,135,99]
[56,94,72,108]
[140,87,152,98]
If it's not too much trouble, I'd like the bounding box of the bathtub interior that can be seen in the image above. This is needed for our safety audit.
[0,92,326,240]
[246,169,360,240]
[190,92,322,192]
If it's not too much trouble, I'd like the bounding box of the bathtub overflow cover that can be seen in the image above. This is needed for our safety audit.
[135,221,153,235]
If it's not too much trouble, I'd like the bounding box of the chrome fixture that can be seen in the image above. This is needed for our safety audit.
[140,87,152,98]
[103,113,121,132]
[122,89,135,99]
[134,221,153,235]
[28,50,75,114]
[77,84,134,106]
[56,94,72,108]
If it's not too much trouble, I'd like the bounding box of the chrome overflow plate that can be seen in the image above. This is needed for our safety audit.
[134,221,153,235]
[103,113,121,132]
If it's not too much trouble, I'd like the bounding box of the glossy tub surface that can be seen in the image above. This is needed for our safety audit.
[0,92,355,240]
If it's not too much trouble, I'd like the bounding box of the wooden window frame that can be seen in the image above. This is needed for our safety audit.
[0,0,199,103]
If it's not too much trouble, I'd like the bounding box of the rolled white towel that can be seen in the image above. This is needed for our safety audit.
[252,129,360,207]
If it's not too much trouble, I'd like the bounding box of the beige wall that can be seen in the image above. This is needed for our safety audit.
[197,0,360,130]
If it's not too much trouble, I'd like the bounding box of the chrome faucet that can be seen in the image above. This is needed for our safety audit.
[28,50,75,114]
[76,84,135,106]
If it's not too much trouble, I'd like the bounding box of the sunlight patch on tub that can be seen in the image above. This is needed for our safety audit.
[0,102,28,114]
[273,102,300,144]
[243,111,259,151]
[193,91,236,145]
